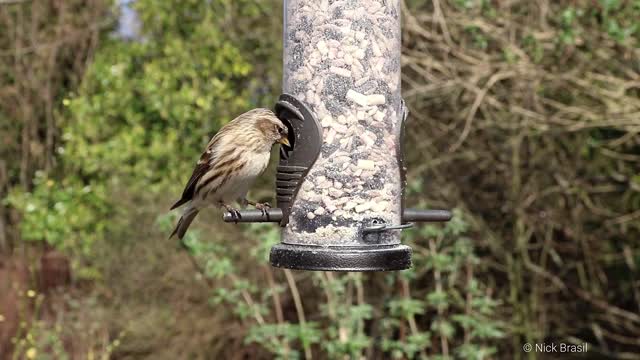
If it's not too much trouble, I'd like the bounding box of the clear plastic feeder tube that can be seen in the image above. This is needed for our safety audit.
[283,0,402,246]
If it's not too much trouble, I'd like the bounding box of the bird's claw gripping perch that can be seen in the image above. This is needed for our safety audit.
[229,209,242,223]
[221,203,242,223]
[244,200,271,219]
[255,202,271,219]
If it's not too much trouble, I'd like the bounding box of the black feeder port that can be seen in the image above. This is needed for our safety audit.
[222,94,452,271]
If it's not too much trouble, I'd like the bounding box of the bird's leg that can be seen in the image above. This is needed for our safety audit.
[220,202,241,223]
[239,198,249,209]
[243,199,271,218]
[245,200,272,209]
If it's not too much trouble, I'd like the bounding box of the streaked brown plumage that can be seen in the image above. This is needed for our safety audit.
[169,108,289,239]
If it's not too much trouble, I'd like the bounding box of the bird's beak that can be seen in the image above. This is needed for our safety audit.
[279,136,291,147]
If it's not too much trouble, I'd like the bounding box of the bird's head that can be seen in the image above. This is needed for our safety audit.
[253,108,291,149]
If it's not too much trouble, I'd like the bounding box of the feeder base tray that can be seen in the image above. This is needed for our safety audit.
[270,244,411,271]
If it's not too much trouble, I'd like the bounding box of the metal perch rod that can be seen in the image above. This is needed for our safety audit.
[223,208,452,223]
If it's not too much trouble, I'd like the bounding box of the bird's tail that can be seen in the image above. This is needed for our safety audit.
[169,206,200,240]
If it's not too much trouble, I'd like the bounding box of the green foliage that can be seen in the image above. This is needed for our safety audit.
[5,172,111,266]
[63,36,251,192]
[557,6,583,45]
[248,223,282,262]
[464,26,489,50]
[555,1,640,47]
[246,323,322,360]
[6,175,99,250]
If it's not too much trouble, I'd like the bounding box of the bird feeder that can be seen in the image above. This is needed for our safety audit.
[223,0,451,271]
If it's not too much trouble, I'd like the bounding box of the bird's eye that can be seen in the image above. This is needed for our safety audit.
[278,126,286,135]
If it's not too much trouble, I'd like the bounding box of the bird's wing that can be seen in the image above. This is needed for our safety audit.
[170,125,236,210]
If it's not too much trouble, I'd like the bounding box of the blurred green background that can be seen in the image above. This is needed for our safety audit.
[1,0,639,359]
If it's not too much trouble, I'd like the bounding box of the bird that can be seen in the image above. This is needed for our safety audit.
[169,108,290,240]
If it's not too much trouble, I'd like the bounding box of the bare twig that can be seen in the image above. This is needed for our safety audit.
[283,269,312,360]
[266,266,290,358]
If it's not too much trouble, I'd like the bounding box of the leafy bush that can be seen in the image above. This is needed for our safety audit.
[6,173,109,254]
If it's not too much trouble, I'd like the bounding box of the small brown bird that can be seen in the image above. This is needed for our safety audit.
[169,108,290,239]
